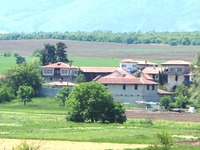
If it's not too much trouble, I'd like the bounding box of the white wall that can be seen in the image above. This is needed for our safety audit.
[120,62,138,73]
[106,84,160,103]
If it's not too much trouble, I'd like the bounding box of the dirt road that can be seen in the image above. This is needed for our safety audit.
[0,138,148,150]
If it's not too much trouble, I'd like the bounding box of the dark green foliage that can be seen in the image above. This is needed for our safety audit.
[190,51,200,106]
[16,56,26,64]
[39,42,68,65]
[56,42,68,62]
[66,82,126,123]
[5,62,44,96]
[1,31,200,46]
[0,86,15,103]
[159,72,168,86]
[174,85,190,108]
[75,73,86,83]
[17,85,35,105]
[3,51,12,57]
[160,96,171,110]
[55,86,70,106]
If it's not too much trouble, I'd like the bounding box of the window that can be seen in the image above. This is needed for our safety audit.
[175,75,178,81]
[147,85,150,90]
[122,64,126,68]
[74,70,78,76]
[123,84,126,90]
[177,68,182,72]
[135,85,138,90]
[43,69,53,75]
[152,85,155,90]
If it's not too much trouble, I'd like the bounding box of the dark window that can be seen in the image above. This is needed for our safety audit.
[152,74,155,80]
[152,85,155,90]
[123,84,126,90]
[175,75,178,81]
[135,85,138,90]
[147,85,150,90]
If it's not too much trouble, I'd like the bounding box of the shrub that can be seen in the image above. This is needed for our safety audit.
[3,51,12,57]
[14,141,40,150]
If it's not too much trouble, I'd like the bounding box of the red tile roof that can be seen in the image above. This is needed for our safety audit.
[161,60,190,65]
[157,89,174,95]
[42,62,78,69]
[142,66,162,74]
[80,67,117,73]
[94,68,158,85]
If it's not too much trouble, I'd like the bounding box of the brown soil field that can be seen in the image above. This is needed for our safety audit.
[126,109,200,122]
[0,138,148,150]
[0,40,199,61]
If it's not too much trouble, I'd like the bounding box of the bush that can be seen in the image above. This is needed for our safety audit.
[14,141,40,150]
[0,86,15,103]
[3,51,12,57]
[13,51,20,57]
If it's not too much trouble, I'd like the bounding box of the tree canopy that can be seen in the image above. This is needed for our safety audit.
[38,42,69,65]
[17,85,35,105]
[55,86,70,106]
[5,62,44,96]
[1,31,200,46]
[190,51,200,106]
[66,82,126,123]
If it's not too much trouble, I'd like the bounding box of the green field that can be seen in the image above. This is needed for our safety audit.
[0,98,199,149]
[0,56,164,74]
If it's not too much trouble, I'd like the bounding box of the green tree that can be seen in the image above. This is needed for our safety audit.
[55,86,70,106]
[16,56,26,64]
[17,85,35,105]
[6,62,44,96]
[39,42,69,65]
[160,96,171,110]
[56,42,68,62]
[75,73,86,83]
[45,44,56,63]
[190,51,200,106]
[174,85,190,108]
[66,82,126,123]
[0,86,15,103]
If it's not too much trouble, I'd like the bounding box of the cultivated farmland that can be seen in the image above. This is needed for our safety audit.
[0,40,199,61]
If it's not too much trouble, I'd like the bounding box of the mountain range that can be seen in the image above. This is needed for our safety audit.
[1,0,200,33]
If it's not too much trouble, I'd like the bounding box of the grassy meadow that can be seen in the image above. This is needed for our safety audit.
[0,98,200,148]
[0,55,163,74]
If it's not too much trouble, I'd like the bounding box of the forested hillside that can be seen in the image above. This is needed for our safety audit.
[1,31,200,46]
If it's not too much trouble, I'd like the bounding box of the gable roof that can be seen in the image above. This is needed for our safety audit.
[94,68,158,85]
[161,60,190,65]
[80,67,117,73]
[42,62,77,69]
[142,66,162,74]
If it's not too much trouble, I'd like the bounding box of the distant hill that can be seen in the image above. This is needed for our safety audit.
[1,0,200,33]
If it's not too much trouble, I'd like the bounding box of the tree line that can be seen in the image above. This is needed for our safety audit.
[1,31,200,46]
